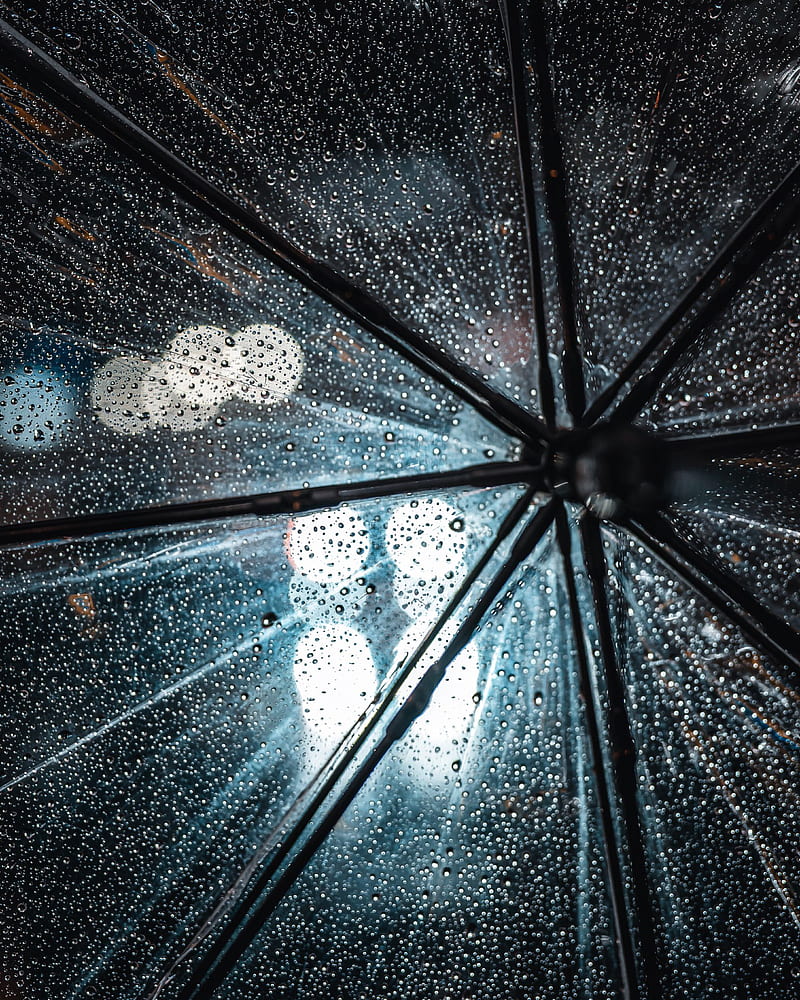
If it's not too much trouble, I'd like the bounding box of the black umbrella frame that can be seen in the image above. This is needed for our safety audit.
[1,3,800,999]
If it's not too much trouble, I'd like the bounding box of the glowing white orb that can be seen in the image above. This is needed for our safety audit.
[90,355,153,435]
[162,322,304,408]
[138,372,219,432]
[228,323,304,403]
[293,624,377,761]
[385,499,467,576]
[91,355,217,435]
[393,560,468,625]
[288,574,371,626]
[162,324,236,407]
[287,508,371,583]
[0,365,78,451]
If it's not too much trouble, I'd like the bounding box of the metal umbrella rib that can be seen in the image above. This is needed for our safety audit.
[627,512,800,684]
[577,513,663,1000]
[664,421,800,458]
[3,5,798,998]
[525,0,587,423]
[0,460,543,546]
[0,19,549,449]
[553,505,645,1000]
[498,0,557,430]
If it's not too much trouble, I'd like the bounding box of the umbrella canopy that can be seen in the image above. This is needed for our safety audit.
[0,2,799,998]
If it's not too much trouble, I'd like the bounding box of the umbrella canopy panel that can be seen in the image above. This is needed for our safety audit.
[601,524,800,998]
[208,528,622,1000]
[530,0,800,405]
[642,223,800,435]
[1,1,800,999]
[0,0,545,417]
[0,82,515,524]
[0,485,528,1000]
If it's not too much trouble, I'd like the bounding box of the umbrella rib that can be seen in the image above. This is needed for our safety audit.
[626,512,800,680]
[498,0,557,429]
[0,460,544,546]
[664,420,800,458]
[585,159,800,426]
[526,0,587,423]
[575,512,663,1000]
[555,506,660,1000]
[0,20,549,448]
[166,499,556,1000]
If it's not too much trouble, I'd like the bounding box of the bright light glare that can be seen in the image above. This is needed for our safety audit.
[385,498,466,576]
[287,508,371,583]
[231,323,304,403]
[392,561,468,626]
[90,355,217,435]
[293,624,377,761]
[91,321,304,435]
[159,324,234,408]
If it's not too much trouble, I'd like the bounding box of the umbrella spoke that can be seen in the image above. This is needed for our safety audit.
[664,420,800,458]
[525,0,587,423]
[626,512,800,682]
[0,20,549,448]
[0,460,544,546]
[162,498,556,1000]
[556,507,661,1000]
[585,160,800,426]
[498,0,557,429]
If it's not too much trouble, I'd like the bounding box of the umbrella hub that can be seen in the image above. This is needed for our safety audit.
[544,423,671,521]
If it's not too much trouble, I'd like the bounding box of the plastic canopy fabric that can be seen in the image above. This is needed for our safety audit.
[0,2,799,998]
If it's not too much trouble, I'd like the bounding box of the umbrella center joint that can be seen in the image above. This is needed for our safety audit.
[544,423,671,521]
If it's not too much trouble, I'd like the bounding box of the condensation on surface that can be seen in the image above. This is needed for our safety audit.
[667,453,800,631]
[532,0,800,405]
[204,524,621,1000]
[0,485,524,1000]
[0,73,514,524]
[1,0,799,997]
[602,525,800,999]
[2,0,542,415]
[642,222,800,435]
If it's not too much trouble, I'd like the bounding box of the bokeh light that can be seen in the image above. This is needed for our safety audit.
[385,498,466,576]
[293,623,377,762]
[287,508,371,584]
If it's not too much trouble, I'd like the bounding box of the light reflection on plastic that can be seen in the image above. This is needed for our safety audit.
[385,498,466,575]
[394,621,480,784]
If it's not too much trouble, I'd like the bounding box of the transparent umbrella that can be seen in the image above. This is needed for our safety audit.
[0,3,799,999]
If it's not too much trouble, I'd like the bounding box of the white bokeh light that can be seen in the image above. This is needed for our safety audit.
[385,498,466,576]
[92,321,304,436]
[91,355,219,435]
[392,561,468,626]
[164,322,304,407]
[90,355,153,435]
[229,323,304,403]
[293,624,377,762]
[158,323,235,409]
[287,508,371,584]
[288,574,372,627]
